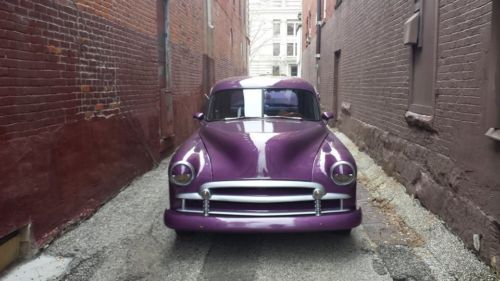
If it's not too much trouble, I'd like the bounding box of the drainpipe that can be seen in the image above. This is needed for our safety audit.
[316,0,322,88]
[316,0,321,58]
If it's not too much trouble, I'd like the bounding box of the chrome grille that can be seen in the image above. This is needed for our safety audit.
[175,180,352,217]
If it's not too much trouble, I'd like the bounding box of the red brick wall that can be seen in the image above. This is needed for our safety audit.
[303,0,500,269]
[0,0,247,247]
[169,0,248,144]
[213,0,248,80]
[168,0,206,144]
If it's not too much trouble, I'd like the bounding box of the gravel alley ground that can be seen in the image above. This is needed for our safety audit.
[1,131,497,281]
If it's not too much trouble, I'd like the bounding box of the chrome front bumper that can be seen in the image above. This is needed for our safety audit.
[175,180,353,217]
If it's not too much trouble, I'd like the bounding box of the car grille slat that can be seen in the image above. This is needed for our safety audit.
[177,193,350,203]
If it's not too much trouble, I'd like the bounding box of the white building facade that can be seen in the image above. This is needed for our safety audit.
[249,0,302,77]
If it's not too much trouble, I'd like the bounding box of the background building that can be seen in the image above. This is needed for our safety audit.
[302,0,500,271]
[0,0,248,261]
[249,0,302,77]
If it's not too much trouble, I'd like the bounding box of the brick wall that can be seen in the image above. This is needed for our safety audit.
[169,0,248,144]
[302,0,500,270]
[168,0,206,144]
[213,0,248,80]
[0,0,247,248]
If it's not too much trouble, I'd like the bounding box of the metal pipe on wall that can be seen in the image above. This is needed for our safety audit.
[315,0,322,88]
[316,0,321,57]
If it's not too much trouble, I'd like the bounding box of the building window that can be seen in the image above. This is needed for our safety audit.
[287,21,299,36]
[273,20,280,36]
[272,66,280,76]
[286,43,297,56]
[287,43,293,56]
[290,65,298,76]
[273,43,280,56]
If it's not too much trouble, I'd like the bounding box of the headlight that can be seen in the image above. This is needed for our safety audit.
[169,161,195,186]
[330,161,356,186]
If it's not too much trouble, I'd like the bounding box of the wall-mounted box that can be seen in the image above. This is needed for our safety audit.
[404,12,420,45]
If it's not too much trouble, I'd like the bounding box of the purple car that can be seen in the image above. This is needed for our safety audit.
[164,76,362,234]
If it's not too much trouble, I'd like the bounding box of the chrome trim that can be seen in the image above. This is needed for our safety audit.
[199,180,325,191]
[169,161,196,186]
[178,193,203,200]
[177,192,350,203]
[329,161,356,186]
[322,193,351,200]
[315,199,321,216]
[203,199,210,217]
[177,208,352,217]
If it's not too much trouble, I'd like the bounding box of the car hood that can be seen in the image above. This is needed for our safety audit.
[199,119,328,181]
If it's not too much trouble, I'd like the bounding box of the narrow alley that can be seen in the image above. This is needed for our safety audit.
[1,131,495,281]
[1,0,500,280]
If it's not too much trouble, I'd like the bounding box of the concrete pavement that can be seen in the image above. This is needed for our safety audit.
[42,158,390,281]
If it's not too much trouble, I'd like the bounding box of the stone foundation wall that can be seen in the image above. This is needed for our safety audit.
[339,116,500,272]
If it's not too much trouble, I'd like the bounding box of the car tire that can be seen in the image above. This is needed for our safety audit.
[333,229,352,235]
[175,230,194,237]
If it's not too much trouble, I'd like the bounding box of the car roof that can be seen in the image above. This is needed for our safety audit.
[210,76,318,95]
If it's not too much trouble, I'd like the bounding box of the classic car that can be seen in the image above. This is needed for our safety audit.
[164,76,362,234]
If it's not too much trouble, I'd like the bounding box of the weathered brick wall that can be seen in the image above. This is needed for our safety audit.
[303,0,500,270]
[0,0,247,247]
[213,0,248,80]
[168,0,206,144]
[0,0,160,246]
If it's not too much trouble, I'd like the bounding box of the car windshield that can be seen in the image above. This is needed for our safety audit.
[206,89,320,121]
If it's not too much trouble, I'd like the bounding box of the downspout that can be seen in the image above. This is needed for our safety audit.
[316,0,322,88]
[316,0,321,57]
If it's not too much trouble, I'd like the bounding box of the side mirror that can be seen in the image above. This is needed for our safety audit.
[193,112,205,121]
[321,111,334,121]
